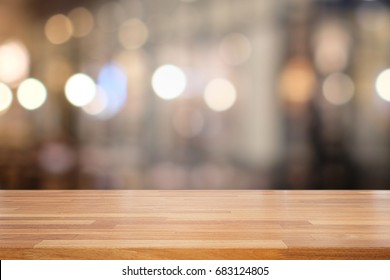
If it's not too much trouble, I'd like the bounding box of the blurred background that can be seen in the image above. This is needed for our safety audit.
[0,0,389,190]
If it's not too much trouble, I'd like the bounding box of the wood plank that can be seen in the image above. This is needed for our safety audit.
[0,220,95,225]
[0,190,389,259]
[35,239,287,249]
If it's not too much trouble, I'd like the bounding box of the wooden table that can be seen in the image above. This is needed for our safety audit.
[0,190,389,259]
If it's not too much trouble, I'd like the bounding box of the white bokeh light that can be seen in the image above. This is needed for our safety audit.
[376,68,390,102]
[65,73,96,107]
[152,65,187,100]
[0,40,30,85]
[204,78,237,112]
[0,82,13,113]
[17,78,47,110]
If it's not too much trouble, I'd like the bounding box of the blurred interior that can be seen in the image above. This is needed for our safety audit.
[0,0,389,190]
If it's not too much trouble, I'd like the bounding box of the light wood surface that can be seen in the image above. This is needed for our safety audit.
[0,190,389,259]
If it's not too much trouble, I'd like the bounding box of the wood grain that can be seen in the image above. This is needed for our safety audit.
[0,190,389,259]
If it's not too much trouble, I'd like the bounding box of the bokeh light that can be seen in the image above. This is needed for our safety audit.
[118,18,148,50]
[280,57,316,104]
[68,7,94,38]
[375,68,390,102]
[0,40,30,85]
[313,21,350,75]
[45,14,73,44]
[17,78,47,110]
[0,82,13,113]
[322,73,354,106]
[82,87,108,116]
[219,33,252,65]
[152,65,187,100]
[204,78,237,112]
[65,73,96,107]
[96,63,128,118]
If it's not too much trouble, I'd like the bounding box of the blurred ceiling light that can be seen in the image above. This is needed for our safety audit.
[45,14,73,44]
[97,2,126,32]
[96,63,128,118]
[313,21,350,75]
[65,73,96,107]
[219,33,252,66]
[118,18,148,50]
[0,40,30,85]
[204,78,237,112]
[82,87,108,116]
[375,68,390,102]
[323,73,354,106]
[0,82,13,113]
[280,57,316,104]
[173,107,204,138]
[68,7,94,38]
[17,78,47,110]
[152,65,187,100]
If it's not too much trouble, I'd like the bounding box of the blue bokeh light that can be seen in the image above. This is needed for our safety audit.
[96,63,127,119]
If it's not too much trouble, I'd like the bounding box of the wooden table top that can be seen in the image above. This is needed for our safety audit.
[0,190,389,259]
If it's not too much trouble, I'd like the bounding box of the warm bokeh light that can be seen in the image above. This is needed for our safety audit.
[280,57,316,104]
[45,14,73,44]
[118,18,148,50]
[375,68,390,102]
[323,73,355,106]
[204,78,237,112]
[0,40,30,85]
[152,65,187,100]
[17,78,47,110]
[313,21,350,75]
[68,7,94,38]
[219,33,252,66]
[65,73,96,107]
[0,82,13,113]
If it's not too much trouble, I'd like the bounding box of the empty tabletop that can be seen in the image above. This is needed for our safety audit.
[0,190,390,259]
